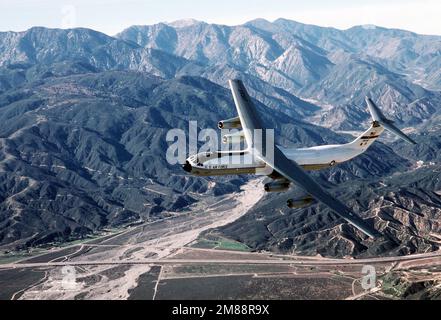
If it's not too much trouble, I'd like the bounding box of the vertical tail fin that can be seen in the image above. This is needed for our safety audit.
[347,123,384,150]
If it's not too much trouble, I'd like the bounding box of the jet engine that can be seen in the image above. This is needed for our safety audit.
[222,131,245,144]
[264,181,290,193]
[287,196,316,209]
[218,117,242,129]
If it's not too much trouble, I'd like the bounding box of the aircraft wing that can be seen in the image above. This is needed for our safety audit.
[229,79,381,238]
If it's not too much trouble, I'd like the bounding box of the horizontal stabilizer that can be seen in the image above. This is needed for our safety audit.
[381,121,417,145]
[366,97,416,145]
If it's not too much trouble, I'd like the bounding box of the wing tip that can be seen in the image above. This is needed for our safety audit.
[369,230,382,239]
[355,224,381,239]
[229,78,242,84]
[228,79,244,91]
[408,137,418,145]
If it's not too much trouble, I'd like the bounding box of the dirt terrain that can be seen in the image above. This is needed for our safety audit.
[1,179,440,300]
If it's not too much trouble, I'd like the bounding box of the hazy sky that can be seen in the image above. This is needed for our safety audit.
[1,0,441,36]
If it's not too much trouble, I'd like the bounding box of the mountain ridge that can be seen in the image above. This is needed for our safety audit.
[0,19,439,257]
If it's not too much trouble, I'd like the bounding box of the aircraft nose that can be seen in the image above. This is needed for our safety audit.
[182,161,192,173]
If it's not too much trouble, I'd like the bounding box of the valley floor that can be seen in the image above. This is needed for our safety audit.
[0,179,440,300]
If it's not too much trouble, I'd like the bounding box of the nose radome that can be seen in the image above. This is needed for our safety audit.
[182,161,192,173]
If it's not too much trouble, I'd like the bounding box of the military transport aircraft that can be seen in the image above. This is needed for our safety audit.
[182,79,417,238]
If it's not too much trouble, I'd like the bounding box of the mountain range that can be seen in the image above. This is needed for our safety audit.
[0,19,440,257]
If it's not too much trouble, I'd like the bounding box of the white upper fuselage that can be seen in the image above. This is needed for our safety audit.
[185,123,384,176]
[281,144,362,165]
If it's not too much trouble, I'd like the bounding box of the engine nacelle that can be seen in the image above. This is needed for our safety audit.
[218,117,242,129]
[264,181,290,193]
[287,197,316,209]
[222,131,245,144]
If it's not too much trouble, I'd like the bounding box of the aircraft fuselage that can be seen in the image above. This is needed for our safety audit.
[183,123,385,176]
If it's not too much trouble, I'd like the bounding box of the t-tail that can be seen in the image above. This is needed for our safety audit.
[365,97,417,145]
